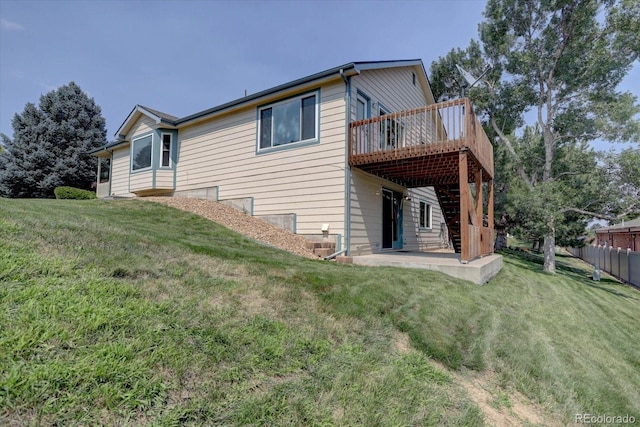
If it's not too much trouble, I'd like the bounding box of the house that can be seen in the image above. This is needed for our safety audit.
[91,59,495,262]
[595,218,640,251]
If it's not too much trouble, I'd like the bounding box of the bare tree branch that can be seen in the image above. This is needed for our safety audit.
[489,115,534,188]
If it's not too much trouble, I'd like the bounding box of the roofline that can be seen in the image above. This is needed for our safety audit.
[175,59,427,126]
[88,139,129,156]
[175,62,359,125]
[112,59,432,134]
[114,105,177,138]
[595,225,640,232]
[352,59,423,72]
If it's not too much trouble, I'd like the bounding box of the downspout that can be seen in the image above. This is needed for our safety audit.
[340,68,352,256]
[324,249,347,260]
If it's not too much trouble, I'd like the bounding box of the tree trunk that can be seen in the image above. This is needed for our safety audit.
[543,233,556,273]
[495,226,507,250]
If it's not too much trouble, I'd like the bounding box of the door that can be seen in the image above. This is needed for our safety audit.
[356,92,370,152]
[382,188,403,249]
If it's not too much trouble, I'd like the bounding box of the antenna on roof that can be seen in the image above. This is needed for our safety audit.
[456,64,492,97]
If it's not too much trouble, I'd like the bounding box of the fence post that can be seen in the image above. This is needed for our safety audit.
[628,248,633,285]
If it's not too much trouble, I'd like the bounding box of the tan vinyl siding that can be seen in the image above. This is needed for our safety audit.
[348,66,444,254]
[406,187,445,250]
[350,67,428,119]
[110,147,134,197]
[155,170,174,189]
[349,170,443,254]
[130,115,155,139]
[349,169,386,254]
[176,81,347,237]
[130,170,153,192]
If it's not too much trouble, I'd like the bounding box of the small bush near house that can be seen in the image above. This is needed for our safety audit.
[54,186,96,200]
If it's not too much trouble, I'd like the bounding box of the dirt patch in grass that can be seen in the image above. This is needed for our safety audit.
[394,331,412,354]
[452,370,560,427]
[401,333,560,426]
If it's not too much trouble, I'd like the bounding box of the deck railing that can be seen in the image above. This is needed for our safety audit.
[349,98,493,178]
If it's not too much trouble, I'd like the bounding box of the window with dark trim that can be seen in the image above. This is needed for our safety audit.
[258,91,319,150]
[419,201,432,229]
[161,133,172,167]
[99,158,110,183]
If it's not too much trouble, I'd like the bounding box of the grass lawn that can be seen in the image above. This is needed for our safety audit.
[1,198,638,426]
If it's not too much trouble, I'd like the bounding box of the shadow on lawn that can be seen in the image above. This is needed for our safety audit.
[498,249,638,300]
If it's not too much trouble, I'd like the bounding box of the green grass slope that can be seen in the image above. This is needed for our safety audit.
[1,199,638,426]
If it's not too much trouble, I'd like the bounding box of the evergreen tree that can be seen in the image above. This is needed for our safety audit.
[0,82,107,198]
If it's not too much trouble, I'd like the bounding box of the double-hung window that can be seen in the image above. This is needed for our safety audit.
[131,134,152,171]
[258,91,319,150]
[419,201,432,229]
[161,133,172,167]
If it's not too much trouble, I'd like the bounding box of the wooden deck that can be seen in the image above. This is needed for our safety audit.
[349,98,493,183]
[349,98,495,262]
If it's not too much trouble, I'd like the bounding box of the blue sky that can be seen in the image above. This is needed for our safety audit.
[0,0,485,138]
[0,0,637,151]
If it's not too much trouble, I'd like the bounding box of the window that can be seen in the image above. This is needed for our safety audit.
[419,201,432,229]
[258,91,318,150]
[132,135,152,171]
[356,97,367,121]
[99,158,110,183]
[379,106,404,148]
[161,133,172,167]
[356,92,371,152]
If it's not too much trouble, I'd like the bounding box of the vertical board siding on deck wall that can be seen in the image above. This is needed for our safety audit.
[348,67,442,254]
[176,81,347,236]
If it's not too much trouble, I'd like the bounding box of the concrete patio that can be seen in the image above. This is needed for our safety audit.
[348,251,503,285]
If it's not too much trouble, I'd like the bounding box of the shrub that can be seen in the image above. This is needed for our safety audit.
[54,186,96,200]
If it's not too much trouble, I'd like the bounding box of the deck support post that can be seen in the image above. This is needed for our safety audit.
[459,150,470,263]
[488,179,494,253]
[475,169,483,228]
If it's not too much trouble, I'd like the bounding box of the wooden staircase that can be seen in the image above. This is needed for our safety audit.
[435,184,461,253]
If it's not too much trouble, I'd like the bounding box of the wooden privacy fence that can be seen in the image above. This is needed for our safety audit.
[568,246,640,288]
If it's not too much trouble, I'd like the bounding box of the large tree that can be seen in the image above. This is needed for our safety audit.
[431,0,640,272]
[0,82,107,198]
